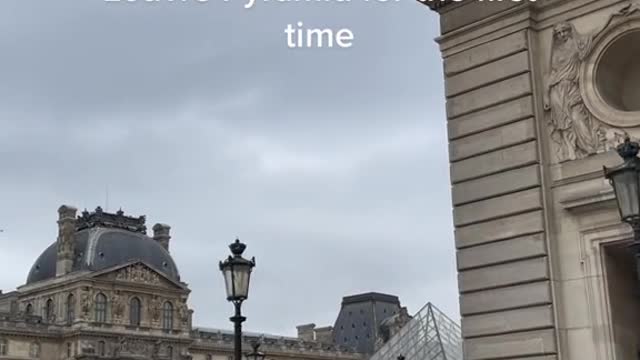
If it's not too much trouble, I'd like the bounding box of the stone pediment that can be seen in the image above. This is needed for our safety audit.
[91,262,186,290]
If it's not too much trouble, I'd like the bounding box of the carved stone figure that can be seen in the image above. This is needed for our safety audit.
[544,21,601,162]
[80,288,93,320]
[111,292,125,320]
[177,301,189,326]
[149,296,161,322]
[544,6,640,162]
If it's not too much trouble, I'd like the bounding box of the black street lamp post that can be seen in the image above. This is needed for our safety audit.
[604,137,640,279]
[219,239,256,360]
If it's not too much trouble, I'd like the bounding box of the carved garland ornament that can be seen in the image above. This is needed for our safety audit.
[544,1,640,163]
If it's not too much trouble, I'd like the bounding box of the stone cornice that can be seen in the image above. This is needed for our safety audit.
[0,318,63,339]
[18,261,190,297]
[0,320,363,360]
[560,189,617,213]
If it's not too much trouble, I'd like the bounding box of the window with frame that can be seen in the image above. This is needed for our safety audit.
[129,297,141,326]
[25,303,33,315]
[95,293,107,323]
[162,301,173,331]
[67,293,75,324]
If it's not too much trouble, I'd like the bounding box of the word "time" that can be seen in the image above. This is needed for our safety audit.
[285,22,354,48]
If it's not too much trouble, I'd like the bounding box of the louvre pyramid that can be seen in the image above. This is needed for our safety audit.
[369,303,462,360]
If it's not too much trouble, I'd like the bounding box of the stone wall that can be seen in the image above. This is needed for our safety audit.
[435,3,556,359]
[429,0,640,359]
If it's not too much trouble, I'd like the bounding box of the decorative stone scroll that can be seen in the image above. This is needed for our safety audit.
[115,264,161,285]
[544,2,640,162]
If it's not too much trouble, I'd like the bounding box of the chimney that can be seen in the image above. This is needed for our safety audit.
[153,223,171,251]
[314,326,334,344]
[56,205,77,276]
[296,323,316,341]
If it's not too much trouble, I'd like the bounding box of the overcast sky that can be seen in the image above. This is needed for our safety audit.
[0,0,454,336]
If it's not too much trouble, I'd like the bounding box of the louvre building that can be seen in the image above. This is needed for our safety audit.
[0,206,460,360]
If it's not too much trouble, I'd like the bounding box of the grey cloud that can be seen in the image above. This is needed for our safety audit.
[0,0,456,337]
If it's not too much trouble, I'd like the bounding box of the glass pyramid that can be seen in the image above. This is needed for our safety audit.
[369,303,462,360]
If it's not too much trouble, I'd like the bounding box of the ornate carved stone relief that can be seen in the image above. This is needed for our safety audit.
[116,337,152,357]
[115,264,161,285]
[149,296,162,323]
[177,300,190,326]
[111,291,125,321]
[80,287,93,320]
[544,2,640,163]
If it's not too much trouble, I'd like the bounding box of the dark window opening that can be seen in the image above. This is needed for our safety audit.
[162,302,174,331]
[95,293,107,323]
[130,297,142,326]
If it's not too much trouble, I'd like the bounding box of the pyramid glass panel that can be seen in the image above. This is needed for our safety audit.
[369,303,462,360]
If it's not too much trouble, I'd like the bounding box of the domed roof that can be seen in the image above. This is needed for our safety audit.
[26,208,180,285]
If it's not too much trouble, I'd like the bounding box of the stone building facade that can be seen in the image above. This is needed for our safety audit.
[0,206,363,360]
[424,0,640,359]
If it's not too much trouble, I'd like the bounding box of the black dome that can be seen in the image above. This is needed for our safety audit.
[27,227,180,284]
